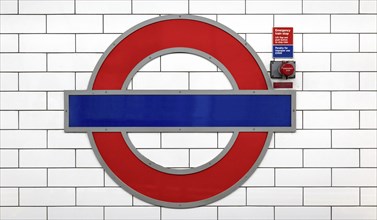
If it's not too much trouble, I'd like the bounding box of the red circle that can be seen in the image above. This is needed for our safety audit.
[279,63,295,77]
[92,19,268,204]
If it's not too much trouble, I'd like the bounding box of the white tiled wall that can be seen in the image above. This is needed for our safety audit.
[0,1,376,220]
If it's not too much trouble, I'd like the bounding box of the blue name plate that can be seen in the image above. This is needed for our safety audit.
[65,91,295,132]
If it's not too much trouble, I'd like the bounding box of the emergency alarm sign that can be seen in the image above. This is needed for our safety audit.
[273,27,294,58]
[64,15,296,208]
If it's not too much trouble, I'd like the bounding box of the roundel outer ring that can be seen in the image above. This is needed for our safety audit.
[88,15,272,208]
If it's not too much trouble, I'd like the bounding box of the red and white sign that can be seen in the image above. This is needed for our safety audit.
[273,27,293,45]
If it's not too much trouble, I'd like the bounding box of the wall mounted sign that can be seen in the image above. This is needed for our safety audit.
[273,27,294,58]
[64,15,296,208]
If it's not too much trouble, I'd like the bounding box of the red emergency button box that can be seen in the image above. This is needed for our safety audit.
[270,60,296,79]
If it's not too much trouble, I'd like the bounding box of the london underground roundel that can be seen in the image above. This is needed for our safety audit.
[65,15,296,208]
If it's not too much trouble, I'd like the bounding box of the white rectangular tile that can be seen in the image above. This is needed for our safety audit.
[19,0,74,14]
[0,169,46,187]
[360,72,377,91]
[276,168,331,186]
[162,133,217,148]
[133,0,188,14]
[275,15,330,33]
[0,130,46,148]
[0,15,45,33]
[304,34,358,52]
[247,188,302,205]
[212,188,246,206]
[76,149,102,167]
[332,15,377,33]
[133,72,188,90]
[247,0,302,14]
[361,149,377,167]
[332,53,377,71]
[259,149,302,167]
[304,149,359,167]
[295,53,330,71]
[190,72,232,90]
[20,111,64,129]
[104,15,155,33]
[138,149,189,167]
[105,207,160,220]
[190,1,245,14]
[47,92,64,110]
[49,207,103,220]
[0,0,17,14]
[76,34,119,52]
[0,149,18,167]
[218,15,273,33]
[333,168,377,186]
[48,168,104,186]
[0,111,18,129]
[48,130,91,148]
[0,188,18,206]
[303,72,359,91]
[304,188,359,205]
[219,207,273,220]
[0,73,18,91]
[275,130,331,148]
[20,149,75,167]
[0,92,46,110]
[360,111,377,129]
[361,188,377,205]
[0,34,18,52]
[0,207,46,220]
[20,188,75,206]
[48,53,101,72]
[275,207,330,220]
[304,111,359,129]
[77,188,132,205]
[47,15,102,33]
[19,73,75,91]
[303,0,358,13]
[76,0,131,14]
[162,207,217,220]
[297,91,330,110]
[333,207,377,220]
[20,34,75,52]
[360,34,377,52]
[161,54,217,71]
[333,130,377,148]
[0,54,46,71]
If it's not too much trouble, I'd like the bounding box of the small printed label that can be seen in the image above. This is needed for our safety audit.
[273,46,293,58]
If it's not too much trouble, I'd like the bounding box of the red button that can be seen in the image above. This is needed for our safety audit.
[279,63,295,77]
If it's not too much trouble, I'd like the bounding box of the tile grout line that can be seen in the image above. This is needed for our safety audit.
[17,187,20,206]
[159,206,162,220]
[244,0,246,14]
[103,206,105,220]
[358,0,361,14]
[131,0,133,14]
[216,206,219,220]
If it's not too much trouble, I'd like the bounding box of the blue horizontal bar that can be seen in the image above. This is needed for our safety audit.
[68,94,292,128]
